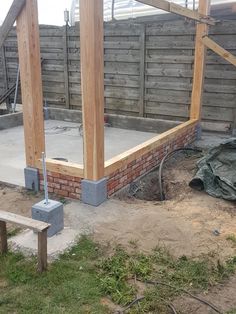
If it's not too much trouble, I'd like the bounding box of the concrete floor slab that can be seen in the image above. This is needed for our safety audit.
[9,227,79,259]
[0,120,157,186]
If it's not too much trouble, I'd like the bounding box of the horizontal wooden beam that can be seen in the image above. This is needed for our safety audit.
[0,0,26,49]
[136,0,215,25]
[105,119,198,176]
[36,158,84,178]
[0,210,50,232]
[202,36,236,67]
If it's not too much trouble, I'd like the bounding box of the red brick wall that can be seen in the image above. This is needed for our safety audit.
[107,124,197,196]
[39,124,197,200]
[39,171,82,200]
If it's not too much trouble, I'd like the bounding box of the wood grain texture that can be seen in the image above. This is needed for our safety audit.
[63,25,70,109]
[190,0,211,120]
[139,24,146,117]
[16,0,45,167]
[80,0,105,180]
[0,20,236,133]
[0,0,26,49]
[0,221,7,254]
[38,230,47,272]
[36,158,84,178]
[136,0,215,24]
[0,210,50,232]
[202,36,236,67]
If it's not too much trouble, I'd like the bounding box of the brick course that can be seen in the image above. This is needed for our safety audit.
[39,171,82,200]
[107,124,197,196]
[39,123,197,200]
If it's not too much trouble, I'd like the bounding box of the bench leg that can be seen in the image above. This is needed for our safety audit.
[0,221,7,254]
[38,230,47,272]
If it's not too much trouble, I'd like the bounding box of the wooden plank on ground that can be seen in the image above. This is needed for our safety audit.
[0,0,26,49]
[202,36,236,67]
[16,0,45,167]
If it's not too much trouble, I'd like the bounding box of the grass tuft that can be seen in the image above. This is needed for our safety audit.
[0,236,236,313]
[227,234,236,246]
[98,245,236,312]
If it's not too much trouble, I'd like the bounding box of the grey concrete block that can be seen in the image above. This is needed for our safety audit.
[24,167,39,192]
[196,123,202,140]
[47,108,180,134]
[81,178,107,206]
[32,199,64,237]
[48,107,82,123]
[0,112,23,130]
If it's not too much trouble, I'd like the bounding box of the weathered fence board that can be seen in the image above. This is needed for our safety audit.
[0,19,235,133]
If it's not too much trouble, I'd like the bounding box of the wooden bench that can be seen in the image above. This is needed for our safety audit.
[0,210,50,272]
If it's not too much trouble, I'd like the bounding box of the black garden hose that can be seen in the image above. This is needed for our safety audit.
[158,147,202,201]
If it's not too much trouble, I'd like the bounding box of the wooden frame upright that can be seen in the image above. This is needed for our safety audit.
[4,0,233,198]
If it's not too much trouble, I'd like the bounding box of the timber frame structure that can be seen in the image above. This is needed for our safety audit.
[0,0,235,205]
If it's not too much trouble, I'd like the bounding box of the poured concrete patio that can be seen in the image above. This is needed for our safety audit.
[0,120,157,186]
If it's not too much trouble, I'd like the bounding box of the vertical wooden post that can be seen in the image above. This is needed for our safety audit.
[139,24,146,117]
[190,0,211,120]
[16,0,45,167]
[37,230,47,272]
[0,221,8,254]
[63,24,70,109]
[80,0,105,181]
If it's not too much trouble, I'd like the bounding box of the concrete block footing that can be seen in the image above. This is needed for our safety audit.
[81,178,107,206]
[24,167,40,192]
[32,199,64,237]
[196,123,202,140]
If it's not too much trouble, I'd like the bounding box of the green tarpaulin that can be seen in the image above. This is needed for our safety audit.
[189,139,236,201]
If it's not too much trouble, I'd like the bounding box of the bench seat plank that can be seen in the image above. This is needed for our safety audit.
[0,210,50,232]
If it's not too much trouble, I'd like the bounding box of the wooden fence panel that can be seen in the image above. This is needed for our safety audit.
[0,19,235,133]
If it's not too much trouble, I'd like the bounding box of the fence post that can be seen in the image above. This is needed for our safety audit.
[1,45,10,110]
[63,24,70,109]
[139,23,146,117]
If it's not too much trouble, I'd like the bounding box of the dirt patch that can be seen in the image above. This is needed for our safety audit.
[95,154,236,261]
[0,184,43,233]
[0,184,42,216]
[173,274,236,313]
[131,152,202,201]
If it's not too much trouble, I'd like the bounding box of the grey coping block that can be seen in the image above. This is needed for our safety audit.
[196,123,202,140]
[81,178,107,206]
[24,167,39,192]
[32,199,64,237]
[0,112,23,130]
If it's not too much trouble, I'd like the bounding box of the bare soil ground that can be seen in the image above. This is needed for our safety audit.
[0,184,42,231]
[1,153,236,313]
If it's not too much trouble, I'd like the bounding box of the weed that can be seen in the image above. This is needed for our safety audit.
[98,245,236,312]
[129,239,139,249]
[227,234,236,245]
[227,310,236,314]
[7,227,21,238]
[1,237,236,313]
